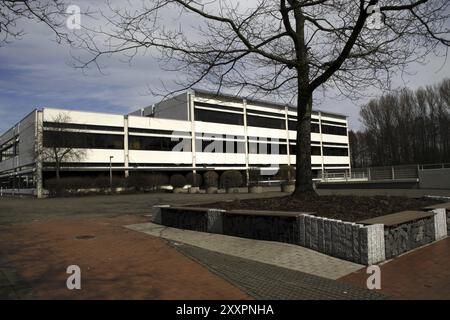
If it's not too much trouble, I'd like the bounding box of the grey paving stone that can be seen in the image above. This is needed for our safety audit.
[127,222,363,280]
[172,242,388,300]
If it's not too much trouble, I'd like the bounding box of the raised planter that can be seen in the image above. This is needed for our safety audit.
[152,203,449,266]
[281,184,295,193]
[248,186,263,194]
[173,187,187,194]
[206,187,218,194]
[188,187,200,194]
[361,211,435,259]
[225,187,240,194]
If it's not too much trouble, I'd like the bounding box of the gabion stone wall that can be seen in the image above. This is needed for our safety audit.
[384,217,435,260]
[222,211,302,245]
[297,214,385,265]
[447,211,450,235]
[160,207,209,232]
[152,205,448,266]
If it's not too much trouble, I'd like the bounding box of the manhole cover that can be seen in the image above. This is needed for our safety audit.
[75,234,96,240]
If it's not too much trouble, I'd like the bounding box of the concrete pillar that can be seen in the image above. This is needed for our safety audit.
[243,99,250,185]
[331,219,340,257]
[337,222,346,259]
[318,112,325,177]
[360,224,385,265]
[124,115,129,178]
[297,214,307,246]
[284,106,291,167]
[344,222,354,261]
[152,204,170,224]
[317,218,325,253]
[432,208,448,240]
[323,218,332,255]
[352,224,362,264]
[35,110,44,199]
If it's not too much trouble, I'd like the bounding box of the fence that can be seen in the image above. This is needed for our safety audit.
[319,163,450,183]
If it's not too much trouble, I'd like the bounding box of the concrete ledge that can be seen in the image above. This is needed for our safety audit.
[432,208,448,240]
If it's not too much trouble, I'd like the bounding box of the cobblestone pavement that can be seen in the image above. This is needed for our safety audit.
[339,237,450,300]
[0,215,250,299]
[126,222,363,280]
[168,241,387,300]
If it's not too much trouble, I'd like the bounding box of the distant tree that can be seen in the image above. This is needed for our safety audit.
[355,78,450,166]
[77,0,449,197]
[39,112,87,180]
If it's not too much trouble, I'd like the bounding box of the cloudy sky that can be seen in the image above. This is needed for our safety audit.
[0,1,449,133]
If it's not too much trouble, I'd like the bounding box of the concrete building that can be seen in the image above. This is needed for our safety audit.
[0,89,350,197]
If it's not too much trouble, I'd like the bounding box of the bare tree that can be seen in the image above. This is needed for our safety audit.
[355,78,450,166]
[76,0,449,196]
[0,0,76,46]
[39,113,86,180]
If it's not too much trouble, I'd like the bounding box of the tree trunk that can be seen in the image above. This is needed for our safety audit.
[55,162,60,180]
[293,91,315,197]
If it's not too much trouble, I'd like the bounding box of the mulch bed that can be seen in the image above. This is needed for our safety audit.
[196,195,446,222]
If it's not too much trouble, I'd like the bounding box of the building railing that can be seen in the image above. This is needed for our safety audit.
[318,162,450,183]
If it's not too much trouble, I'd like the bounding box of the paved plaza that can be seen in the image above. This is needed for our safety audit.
[127,222,362,280]
[0,191,449,299]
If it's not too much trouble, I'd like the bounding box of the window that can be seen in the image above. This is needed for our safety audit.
[128,127,190,136]
[44,122,124,132]
[194,108,243,125]
[311,146,321,155]
[194,101,243,113]
[321,119,347,126]
[289,144,295,155]
[247,115,285,130]
[321,125,347,136]
[129,135,190,151]
[248,141,287,154]
[289,145,323,155]
[288,120,320,133]
[43,131,124,149]
[0,143,16,162]
[323,147,348,156]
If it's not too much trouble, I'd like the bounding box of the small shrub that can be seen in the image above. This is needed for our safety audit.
[92,176,112,188]
[278,165,295,185]
[170,174,187,188]
[203,171,219,188]
[126,174,149,191]
[148,173,169,188]
[186,172,202,187]
[248,168,262,186]
[220,170,243,188]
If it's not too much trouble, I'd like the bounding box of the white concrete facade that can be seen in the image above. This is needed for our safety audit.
[0,90,350,196]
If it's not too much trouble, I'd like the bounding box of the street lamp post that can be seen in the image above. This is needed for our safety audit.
[109,156,114,189]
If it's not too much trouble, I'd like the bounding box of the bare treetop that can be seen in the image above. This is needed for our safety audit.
[77,0,449,101]
[74,0,450,195]
[0,0,91,46]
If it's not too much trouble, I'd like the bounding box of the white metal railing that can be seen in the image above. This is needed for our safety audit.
[318,162,450,183]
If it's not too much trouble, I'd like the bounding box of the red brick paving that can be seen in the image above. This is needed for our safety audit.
[338,237,450,299]
[0,215,250,299]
